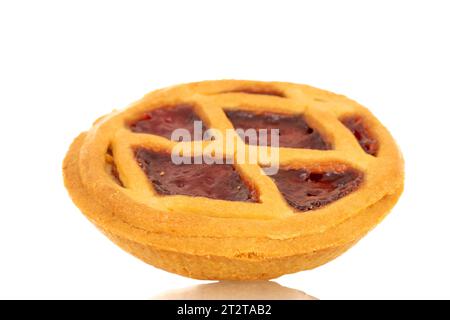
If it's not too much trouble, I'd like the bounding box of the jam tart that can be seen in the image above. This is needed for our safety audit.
[63,80,404,280]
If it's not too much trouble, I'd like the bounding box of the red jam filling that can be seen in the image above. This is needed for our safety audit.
[106,149,124,187]
[222,88,285,97]
[341,116,379,156]
[135,149,258,202]
[110,162,124,187]
[225,110,330,149]
[271,167,363,211]
[129,105,206,140]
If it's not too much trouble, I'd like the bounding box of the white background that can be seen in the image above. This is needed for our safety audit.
[1,0,449,300]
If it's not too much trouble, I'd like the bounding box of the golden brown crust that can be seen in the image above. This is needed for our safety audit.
[63,80,404,280]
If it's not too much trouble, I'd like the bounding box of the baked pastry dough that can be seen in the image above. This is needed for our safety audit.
[63,80,404,280]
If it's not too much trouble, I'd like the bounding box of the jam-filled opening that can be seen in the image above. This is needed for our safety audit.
[221,87,286,98]
[129,104,207,140]
[225,110,331,150]
[271,166,363,211]
[135,148,259,202]
[341,116,379,156]
[105,147,124,187]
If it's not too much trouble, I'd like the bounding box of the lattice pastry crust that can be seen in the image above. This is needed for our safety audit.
[63,80,404,280]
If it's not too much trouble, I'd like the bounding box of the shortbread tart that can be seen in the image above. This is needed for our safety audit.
[63,80,404,280]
